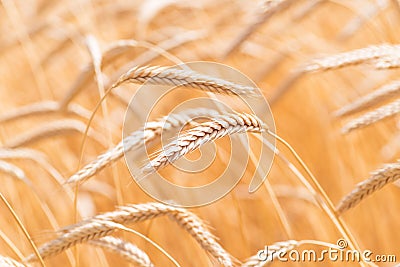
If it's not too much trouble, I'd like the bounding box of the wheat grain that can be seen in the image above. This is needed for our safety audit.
[142,112,266,174]
[0,255,26,267]
[27,202,232,266]
[4,119,106,148]
[241,240,299,267]
[113,65,260,97]
[65,108,219,184]
[334,80,400,117]
[336,161,400,214]
[341,98,400,133]
[89,236,154,267]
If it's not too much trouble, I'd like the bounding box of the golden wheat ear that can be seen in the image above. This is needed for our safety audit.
[341,98,400,133]
[334,80,400,117]
[336,161,400,214]
[65,108,219,184]
[27,202,233,266]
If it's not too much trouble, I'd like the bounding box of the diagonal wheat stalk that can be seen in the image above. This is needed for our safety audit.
[334,80,400,117]
[26,202,233,266]
[0,255,26,267]
[65,108,219,184]
[336,161,400,214]
[341,98,400,133]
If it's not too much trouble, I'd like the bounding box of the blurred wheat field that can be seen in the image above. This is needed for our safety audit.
[0,0,400,266]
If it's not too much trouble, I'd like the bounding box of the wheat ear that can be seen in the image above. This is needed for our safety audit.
[89,236,154,267]
[66,108,219,184]
[334,80,400,117]
[142,112,266,173]
[4,119,106,148]
[336,161,400,214]
[0,101,91,123]
[304,44,400,72]
[0,255,26,267]
[27,202,232,266]
[113,65,260,97]
[341,98,400,133]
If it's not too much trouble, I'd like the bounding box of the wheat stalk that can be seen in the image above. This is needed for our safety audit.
[65,108,219,184]
[89,236,154,267]
[336,161,400,214]
[27,202,233,266]
[341,98,400,133]
[113,65,260,97]
[0,255,26,267]
[224,0,296,57]
[141,112,266,174]
[334,80,400,117]
[4,119,106,148]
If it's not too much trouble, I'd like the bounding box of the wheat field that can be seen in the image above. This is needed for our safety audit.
[0,0,400,266]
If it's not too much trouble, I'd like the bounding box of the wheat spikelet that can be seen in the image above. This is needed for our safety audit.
[224,0,296,57]
[28,202,232,266]
[113,65,260,97]
[142,112,266,173]
[89,236,154,267]
[374,53,400,69]
[4,119,106,148]
[65,108,219,184]
[336,161,400,214]
[241,240,299,267]
[341,98,400,133]
[334,80,400,117]
[0,255,26,267]
[304,44,400,72]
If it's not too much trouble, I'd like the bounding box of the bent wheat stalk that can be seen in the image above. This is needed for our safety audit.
[341,98,400,133]
[141,112,266,173]
[334,80,400,117]
[66,108,219,184]
[89,236,154,267]
[336,161,400,214]
[27,202,233,266]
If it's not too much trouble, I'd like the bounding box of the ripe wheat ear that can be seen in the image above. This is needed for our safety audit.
[141,112,266,174]
[66,108,219,184]
[27,202,233,266]
[336,161,400,214]
[113,65,260,97]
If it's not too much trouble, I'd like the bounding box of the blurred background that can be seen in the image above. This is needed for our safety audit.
[0,0,399,266]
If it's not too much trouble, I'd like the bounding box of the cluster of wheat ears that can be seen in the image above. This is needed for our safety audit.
[0,0,400,266]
